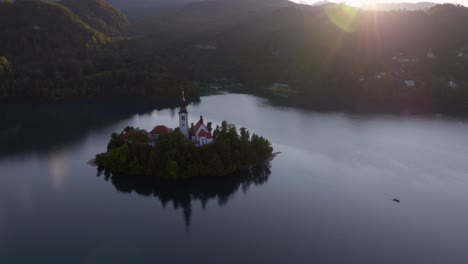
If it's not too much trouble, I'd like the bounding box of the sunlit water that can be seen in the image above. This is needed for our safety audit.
[1,94,468,263]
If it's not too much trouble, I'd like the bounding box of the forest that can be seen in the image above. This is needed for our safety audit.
[2,0,468,113]
[0,0,200,100]
[95,122,274,178]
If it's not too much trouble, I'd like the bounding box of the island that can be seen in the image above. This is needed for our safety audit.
[95,91,273,178]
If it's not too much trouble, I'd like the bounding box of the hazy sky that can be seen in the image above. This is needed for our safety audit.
[292,0,468,7]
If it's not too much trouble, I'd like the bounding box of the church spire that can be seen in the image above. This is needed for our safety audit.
[179,89,188,114]
[178,89,189,138]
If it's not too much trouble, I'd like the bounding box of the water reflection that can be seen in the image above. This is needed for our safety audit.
[0,206,4,241]
[0,100,180,158]
[48,150,67,191]
[18,182,33,211]
[98,165,271,228]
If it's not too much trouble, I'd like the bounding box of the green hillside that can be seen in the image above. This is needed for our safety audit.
[60,0,128,36]
[0,0,110,57]
[0,0,198,100]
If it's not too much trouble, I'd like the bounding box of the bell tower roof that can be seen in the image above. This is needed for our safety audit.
[179,89,188,114]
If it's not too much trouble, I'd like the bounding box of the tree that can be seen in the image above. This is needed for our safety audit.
[0,56,11,75]
[97,121,273,178]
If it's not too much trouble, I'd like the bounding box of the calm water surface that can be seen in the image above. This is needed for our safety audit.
[1,94,468,263]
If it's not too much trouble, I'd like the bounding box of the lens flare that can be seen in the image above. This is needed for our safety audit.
[325,4,360,33]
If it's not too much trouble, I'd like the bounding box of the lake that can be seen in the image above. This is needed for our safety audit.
[1,93,468,263]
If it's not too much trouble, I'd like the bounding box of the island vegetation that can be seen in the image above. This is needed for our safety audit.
[95,121,273,178]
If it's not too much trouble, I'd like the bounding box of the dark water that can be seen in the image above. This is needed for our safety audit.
[2,94,468,264]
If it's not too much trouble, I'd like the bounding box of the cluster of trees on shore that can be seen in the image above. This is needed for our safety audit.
[96,122,273,178]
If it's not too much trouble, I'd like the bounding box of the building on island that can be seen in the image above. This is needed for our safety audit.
[191,116,214,146]
[178,90,214,146]
[121,91,214,147]
[149,125,172,140]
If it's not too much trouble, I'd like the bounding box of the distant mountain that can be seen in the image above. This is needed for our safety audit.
[105,0,196,20]
[361,2,437,11]
[130,0,296,45]
[107,0,294,20]
[107,0,194,9]
[60,0,128,36]
[311,0,333,7]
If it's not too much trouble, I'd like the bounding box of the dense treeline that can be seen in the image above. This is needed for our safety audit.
[60,0,128,37]
[0,0,200,100]
[96,122,273,178]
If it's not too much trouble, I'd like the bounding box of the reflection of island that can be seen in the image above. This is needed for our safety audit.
[98,165,271,227]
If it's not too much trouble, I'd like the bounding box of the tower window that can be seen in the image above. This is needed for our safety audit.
[182,116,185,121]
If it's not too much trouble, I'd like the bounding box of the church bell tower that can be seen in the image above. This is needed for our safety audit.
[179,90,189,138]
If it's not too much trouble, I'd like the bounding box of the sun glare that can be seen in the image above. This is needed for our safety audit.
[345,0,369,7]
[293,0,381,8]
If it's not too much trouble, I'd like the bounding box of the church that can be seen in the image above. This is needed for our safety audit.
[178,90,214,146]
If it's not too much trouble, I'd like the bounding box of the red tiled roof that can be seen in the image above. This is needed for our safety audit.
[193,119,203,134]
[123,129,147,138]
[198,130,213,139]
[150,125,172,135]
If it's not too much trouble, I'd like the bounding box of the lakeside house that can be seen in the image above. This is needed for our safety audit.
[404,80,415,87]
[375,72,386,79]
[427,52,437,59]
[398,57,410,63]
[448,81,457,89]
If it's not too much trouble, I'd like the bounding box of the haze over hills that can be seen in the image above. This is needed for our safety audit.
[361,2,438,10]
[105,0,196,19]
[130,0,295,44]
